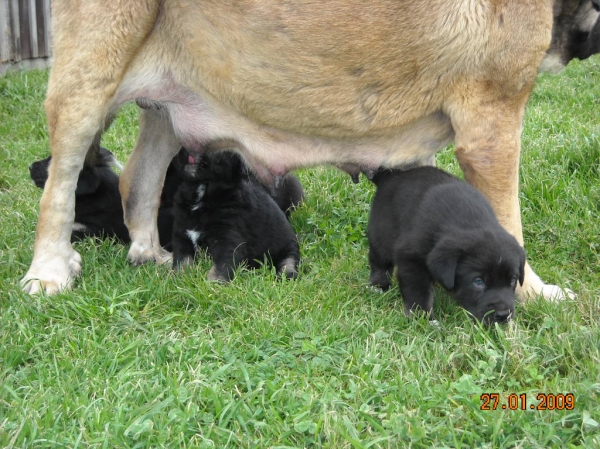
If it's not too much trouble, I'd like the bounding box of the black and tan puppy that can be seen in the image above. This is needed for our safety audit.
[29,147,303,250]
[172,150,300,282]
[368,167,525,325]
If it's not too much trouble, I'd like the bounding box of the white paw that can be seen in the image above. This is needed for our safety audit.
[519,265,577,302]
[127,241,172,266]
[538,284,576,302]
[21,249,82,295]
[519,282,576,302]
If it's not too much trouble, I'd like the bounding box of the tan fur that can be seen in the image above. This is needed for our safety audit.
[22,0,591,299]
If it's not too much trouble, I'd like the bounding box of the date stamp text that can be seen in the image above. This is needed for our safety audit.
[480,393,575,410]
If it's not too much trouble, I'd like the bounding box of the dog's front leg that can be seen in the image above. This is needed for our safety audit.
[450,87,573,302]
[120,108,180,266]
[21,83,113,294]
[21,144,87,294]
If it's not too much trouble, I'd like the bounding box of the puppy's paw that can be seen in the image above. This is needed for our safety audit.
[156,249,173,265]
[21,249,82,295]
[366,284,386,294]
[277,256,299,280]
[173,256,194,271]
[207,265,230,283]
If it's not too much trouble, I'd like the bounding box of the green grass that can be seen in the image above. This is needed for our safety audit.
[1,57,599,448]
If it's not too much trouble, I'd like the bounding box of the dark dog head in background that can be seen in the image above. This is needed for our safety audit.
[29,147,130,243]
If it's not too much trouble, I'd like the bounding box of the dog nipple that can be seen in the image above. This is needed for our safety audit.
[188,155,195,164]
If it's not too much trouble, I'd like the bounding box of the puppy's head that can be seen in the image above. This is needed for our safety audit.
[29,147,120,195]
[30,156,103,195]
[426,229,525,325]
[183,151,243,186]
[29,156,52,189]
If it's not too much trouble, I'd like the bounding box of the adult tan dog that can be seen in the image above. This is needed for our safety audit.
[22,0,600,296]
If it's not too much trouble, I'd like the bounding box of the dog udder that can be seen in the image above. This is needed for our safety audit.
[117,72,455,184]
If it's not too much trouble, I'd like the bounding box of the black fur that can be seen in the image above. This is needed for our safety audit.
[29,147,303,250]
[171,151,300,281]
[29,147,131,243]
[367,166,525,325]
[254,171,304,217]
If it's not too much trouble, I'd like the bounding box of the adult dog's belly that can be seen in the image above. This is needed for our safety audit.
[117,71,455,182]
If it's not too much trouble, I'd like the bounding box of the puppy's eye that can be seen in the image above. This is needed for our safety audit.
[473,277,486,290]
[511,275,518,288]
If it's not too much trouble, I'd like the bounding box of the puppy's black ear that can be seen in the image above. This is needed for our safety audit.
[426,237,461,290]
[518,246,526,286]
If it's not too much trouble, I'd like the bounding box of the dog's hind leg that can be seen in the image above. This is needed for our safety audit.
[207,243,249,282]
[276,254,300,280]
[121,108,180,266]
[21,1,161,294]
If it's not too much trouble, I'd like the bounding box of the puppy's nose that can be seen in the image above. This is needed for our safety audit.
[494,310,511,323]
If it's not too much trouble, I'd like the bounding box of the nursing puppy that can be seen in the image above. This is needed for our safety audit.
[171,149,300,282]
[368,167,526,325]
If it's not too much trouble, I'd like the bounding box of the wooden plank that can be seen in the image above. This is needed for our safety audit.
[18,0,32,60]
[28,0,38,58]
[43,0,51,56]
[9,0,20,63]
[35,0,47,57]
[0,0,12,63]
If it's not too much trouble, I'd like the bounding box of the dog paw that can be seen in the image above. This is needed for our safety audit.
[127,241,172,266]
[538,284,576,302]
[21,249,82,295]
[519,284,576,302]
[519,266,577,302]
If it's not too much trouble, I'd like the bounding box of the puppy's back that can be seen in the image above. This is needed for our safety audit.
[372,166,497,229]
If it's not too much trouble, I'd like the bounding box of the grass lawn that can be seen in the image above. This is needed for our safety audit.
[0,57,599,448]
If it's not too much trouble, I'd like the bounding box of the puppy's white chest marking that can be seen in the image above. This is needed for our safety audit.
[191,184,206,211]
[186,229,202,251]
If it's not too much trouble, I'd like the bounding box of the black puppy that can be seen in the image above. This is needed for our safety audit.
[29,147,132,243]
[171,150,300,282]
[368,166,525,325]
